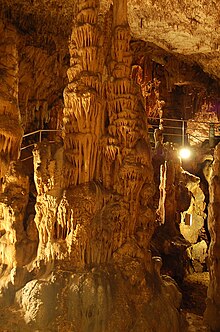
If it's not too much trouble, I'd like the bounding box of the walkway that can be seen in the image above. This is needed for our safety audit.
[20,118,220,161]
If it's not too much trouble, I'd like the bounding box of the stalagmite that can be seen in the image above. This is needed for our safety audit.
[205,143,220,331]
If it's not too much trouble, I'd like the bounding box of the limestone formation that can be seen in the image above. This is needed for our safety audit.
[204,143,220,331]
[0,0,186,331]
[179,171,207,272]
[151,144,201,280]
[180,173,206,238]
[0,163,29,268]
[34,0,156,269]
[63,0,105,187]
[0,162,38,311]
[0,21,23,179]
[0,0,219,331]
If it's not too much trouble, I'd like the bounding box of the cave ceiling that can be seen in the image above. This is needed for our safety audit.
[1,0,219,77]
[0,0,219,118]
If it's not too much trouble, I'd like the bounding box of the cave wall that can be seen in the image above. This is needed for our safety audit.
[0,21,23,179]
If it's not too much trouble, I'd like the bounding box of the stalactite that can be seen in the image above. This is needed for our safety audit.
[0,21,23,178]
[63,0,105,187]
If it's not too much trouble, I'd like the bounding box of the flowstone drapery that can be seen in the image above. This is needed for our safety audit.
[32,0,156,266]
[22,1,185,331]
[32,0,158,268]
[0,21,23,180]
[63,0,105,187]
[0,1,185,331]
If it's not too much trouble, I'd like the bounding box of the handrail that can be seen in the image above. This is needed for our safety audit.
[21,143,35,151]
[23,129,42,138]
[23,129,62,139]
[148,117,220,146]
[148,117,220,126]
[19,117,220,162]
[20,129,62,161]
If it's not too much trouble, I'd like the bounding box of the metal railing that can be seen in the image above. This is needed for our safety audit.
[148,117,220,147]
[19,118,220,162]
[20,129,62,161]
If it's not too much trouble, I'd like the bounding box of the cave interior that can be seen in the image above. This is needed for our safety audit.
[0,0,220,331]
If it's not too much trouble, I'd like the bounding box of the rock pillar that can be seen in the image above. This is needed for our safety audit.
[62,0,105,187]
[205,143,220,331]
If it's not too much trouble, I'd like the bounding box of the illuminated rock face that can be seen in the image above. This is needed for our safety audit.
[151,145,192,280]
[8,1,185,331]
[0,163,30,268]
[63,0,105,187]
[0,0,219,331]
[0,162,38,311]
[204,143,220,331]
[34,0,156,274]
[0,21,23,180]
[180,173,206,245]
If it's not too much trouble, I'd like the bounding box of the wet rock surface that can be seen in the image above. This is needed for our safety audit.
[181,272,210,332]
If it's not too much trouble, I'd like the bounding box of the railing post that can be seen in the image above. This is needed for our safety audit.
[209,123,215,148]
[39,130,42,142]
[182,119,185,146]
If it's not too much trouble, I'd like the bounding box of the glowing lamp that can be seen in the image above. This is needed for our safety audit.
[179,147,191,159]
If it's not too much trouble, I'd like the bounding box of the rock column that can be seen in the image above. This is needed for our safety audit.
[101,0,156,255]
[62,0,105,187]
[205,144,220,331]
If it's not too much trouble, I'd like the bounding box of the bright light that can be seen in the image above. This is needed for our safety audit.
[179,147,191,159]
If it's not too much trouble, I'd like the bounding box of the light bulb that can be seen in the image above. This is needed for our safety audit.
[179,147,191,159]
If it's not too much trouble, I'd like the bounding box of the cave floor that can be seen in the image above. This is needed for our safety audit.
[180,272,210,331]
[0,271,211,332]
